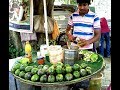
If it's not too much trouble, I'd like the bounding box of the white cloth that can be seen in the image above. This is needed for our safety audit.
[20,32,37,41]
[9,57,22,71]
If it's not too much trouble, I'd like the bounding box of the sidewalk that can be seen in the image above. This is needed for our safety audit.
[101,57,111,90]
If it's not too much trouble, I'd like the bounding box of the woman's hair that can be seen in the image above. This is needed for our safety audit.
[76,0,91,5]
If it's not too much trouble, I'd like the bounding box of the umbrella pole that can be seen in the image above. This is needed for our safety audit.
[43,0,49,47]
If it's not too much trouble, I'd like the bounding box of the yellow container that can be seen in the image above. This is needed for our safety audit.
[25,41,32,54]
[25,41,32,63]
[89,73,103,90]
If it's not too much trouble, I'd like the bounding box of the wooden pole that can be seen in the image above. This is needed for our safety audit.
[43,0,49,47]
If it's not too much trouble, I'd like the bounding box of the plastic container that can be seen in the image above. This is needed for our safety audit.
[48,45,64,64]
[40,44,48,57]
[89,73,103,90]
[37,56,44,65]
[25,41,32,53]
[37,52,41,57]
[25,53,32,63]
[25,41,32,62]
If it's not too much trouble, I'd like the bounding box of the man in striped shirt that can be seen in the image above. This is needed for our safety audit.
[66,0,101,90]
[66,0,101,51]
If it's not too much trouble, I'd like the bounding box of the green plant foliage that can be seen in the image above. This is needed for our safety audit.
[70,0,77,5]
[9,42,25,59]
[49,40,57,45]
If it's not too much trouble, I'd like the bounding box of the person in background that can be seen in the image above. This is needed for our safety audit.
[107,83,111,90]
[10,4,20,21]
[17,2,28,21]
[99,17,111,58]
[11,2,28,22]
[66,0,101,90]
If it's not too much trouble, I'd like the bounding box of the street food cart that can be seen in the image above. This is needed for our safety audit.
[10,48,105,90]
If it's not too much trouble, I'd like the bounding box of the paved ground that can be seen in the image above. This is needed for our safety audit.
[101,57,111,90]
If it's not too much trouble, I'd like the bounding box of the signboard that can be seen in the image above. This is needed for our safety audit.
[9,0,33,33]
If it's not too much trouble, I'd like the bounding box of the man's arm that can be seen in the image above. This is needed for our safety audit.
[87,29,101,44]
[66,25,75,41]
[66,24,72,35]
[80,15,101,47]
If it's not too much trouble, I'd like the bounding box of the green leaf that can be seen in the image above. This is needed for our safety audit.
[13,49,16,53]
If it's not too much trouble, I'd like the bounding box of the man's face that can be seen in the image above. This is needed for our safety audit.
[78,3,89,15]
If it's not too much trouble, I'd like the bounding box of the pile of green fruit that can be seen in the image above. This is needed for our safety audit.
[79,50,98,62]
[11,62,92,83]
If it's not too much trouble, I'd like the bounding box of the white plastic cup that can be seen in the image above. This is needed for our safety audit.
[37,52,41,57]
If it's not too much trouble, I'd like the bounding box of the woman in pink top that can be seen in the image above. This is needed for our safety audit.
[99,17,111,57]
[107,83,111,90]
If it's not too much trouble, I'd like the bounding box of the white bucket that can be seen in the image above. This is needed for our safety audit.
[40,44,48,57]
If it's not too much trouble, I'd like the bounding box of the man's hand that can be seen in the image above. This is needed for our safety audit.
[77,39,90,47]
[68,34,76,41]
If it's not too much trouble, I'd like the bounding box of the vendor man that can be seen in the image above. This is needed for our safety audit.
[66,0,101,89]
[66,0,101,51]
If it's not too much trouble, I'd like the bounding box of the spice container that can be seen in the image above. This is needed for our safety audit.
[37,56,44,65]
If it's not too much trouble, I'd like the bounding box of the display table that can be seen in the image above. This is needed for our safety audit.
[9,54,105,90]
[9,57,38,90]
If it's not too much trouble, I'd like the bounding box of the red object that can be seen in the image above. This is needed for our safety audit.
[100,17,110,33]
[37,56,44,65]
[106,83,111,90]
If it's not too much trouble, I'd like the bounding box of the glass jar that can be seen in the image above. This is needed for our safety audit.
[37,56,44,65]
